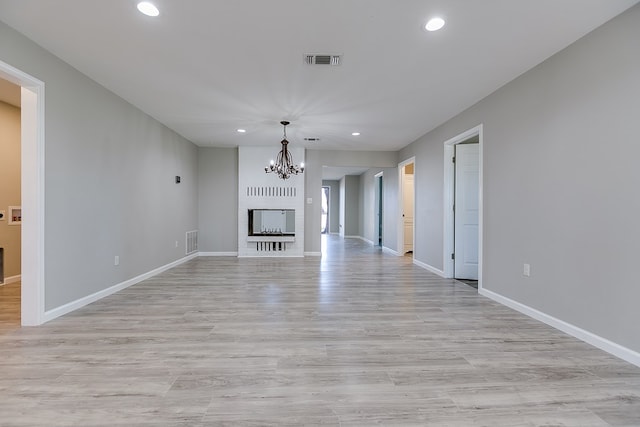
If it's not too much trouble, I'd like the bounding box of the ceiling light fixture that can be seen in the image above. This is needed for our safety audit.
[137,2,159,17]
[352,132,361,136]
[425,17,445,32]
[237,129,246,133]
[265,121,304,180]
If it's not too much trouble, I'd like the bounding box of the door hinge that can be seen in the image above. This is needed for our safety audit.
[453,204,455,213]
[451,253,455,260]
[452,156,456,163]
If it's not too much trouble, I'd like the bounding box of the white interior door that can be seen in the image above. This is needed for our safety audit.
[403,174,414,253]
[454,144,479,279]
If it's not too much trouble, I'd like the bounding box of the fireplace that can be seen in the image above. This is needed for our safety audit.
[248,209,295,236]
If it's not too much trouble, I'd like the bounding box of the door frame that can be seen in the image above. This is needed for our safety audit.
[397,157,415,257]
[321,185,330,234]
[374,171,383,246]
[443,124,483,288]
[0,59,46,325]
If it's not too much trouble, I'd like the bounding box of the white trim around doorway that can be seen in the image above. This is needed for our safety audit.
[443,124,483,289]
[0,60,46,326]
[374,171,383,248]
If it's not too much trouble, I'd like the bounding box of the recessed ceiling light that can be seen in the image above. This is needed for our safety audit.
[237,129,246,133]
[352,132,361,136]
[137,2,159,17]
[425,17,445,32]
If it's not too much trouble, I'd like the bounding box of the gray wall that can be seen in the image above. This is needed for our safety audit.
[381,168,399,253]
[303,149,323,251]
[343,175,360,237]
[322,180,340,234]
[0,21,199,310]
[359,169,376,242]
[400,5,640,352]
[358,168,398,246]
[198,147,238,252]
[339,178,346,237]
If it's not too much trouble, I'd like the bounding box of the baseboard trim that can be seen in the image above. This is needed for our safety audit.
[304,252,322,257]
[412,259,446,277]
[0,274,21,285]
[382,246,401,256]
[198,252,238,257]
[43,254,198,323]
[356,236,374,245]
[480,287,640,368]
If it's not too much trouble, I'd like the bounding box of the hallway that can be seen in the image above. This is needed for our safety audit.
[0,235,638,425]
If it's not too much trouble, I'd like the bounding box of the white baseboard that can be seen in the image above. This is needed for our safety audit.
[304,252,322,257]
[0,274,21,285]
[198,252,238,256]
[343,235,360,239]
[356,236,374,245]
[43,253,198,323]
[412,259,446,277]
[480,287,640,368]
[382,246,401,256]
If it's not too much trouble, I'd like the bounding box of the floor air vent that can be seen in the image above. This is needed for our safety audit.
[186,230,198,255]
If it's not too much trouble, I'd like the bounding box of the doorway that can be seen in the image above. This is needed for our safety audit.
[454,142,479,280]
[443,125,483,288]
[0,78,22,328]
[321,186,330,234]
[0,59,45,326]
[374,172,383,247]
[398,158,415,255]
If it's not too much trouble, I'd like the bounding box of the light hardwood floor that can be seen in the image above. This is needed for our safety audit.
[0,280,20,333]
[1,236,639,426]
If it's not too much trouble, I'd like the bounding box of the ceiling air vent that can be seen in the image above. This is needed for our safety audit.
[304,54,342,66]
[304,137,320,142]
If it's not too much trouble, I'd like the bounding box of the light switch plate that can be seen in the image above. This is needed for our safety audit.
[306,198,313,204]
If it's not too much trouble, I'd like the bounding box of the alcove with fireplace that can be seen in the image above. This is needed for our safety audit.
[237,146,305,257]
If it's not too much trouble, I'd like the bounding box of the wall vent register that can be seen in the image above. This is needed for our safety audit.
[185,230,198,255]
[304,54,342,66]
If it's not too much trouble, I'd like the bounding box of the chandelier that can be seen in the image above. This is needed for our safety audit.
[265,121,305,179]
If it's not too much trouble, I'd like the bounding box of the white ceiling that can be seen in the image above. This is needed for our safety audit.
[0,0,637,154]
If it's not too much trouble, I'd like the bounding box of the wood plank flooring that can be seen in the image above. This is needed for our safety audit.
[0,280,20,333]
[1,235,639,426]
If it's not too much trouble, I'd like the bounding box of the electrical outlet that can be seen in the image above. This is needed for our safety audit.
[114,256,120,266]
[523,263,530,277]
